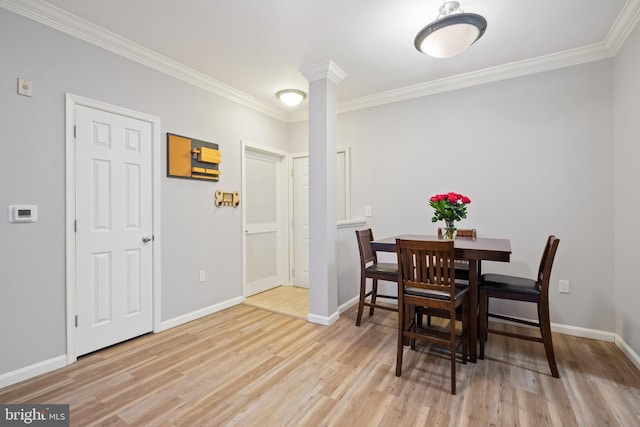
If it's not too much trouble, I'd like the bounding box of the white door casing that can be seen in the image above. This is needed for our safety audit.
[242,144,288,296]
[65,94,161,361]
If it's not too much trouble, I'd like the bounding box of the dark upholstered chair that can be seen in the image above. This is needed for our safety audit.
[395,239,469,395]
[479,235,560,378]
[355,229,398,326]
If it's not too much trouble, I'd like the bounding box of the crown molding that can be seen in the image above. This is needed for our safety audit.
[0,0,289,122]
[2,0,639,125]
[333,42,613,116]
[606,0,640,55]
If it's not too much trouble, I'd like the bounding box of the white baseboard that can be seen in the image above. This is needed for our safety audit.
[158,296,244,332]
[549,322,616,342]
[307,311,340,326]
[0,355,67,389]
[338,296,359,314]
[615,335,640,371]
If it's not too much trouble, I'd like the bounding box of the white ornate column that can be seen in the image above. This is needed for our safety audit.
[300,60,347,325]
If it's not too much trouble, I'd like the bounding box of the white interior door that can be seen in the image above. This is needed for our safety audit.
[292,157,310,288]
[75,105,153,356]
[244,148,286,296]
[292,150,348,288]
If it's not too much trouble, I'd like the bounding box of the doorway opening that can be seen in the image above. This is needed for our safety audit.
[241,144,350,319]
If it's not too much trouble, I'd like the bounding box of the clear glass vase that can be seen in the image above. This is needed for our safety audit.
[443,220,457,240]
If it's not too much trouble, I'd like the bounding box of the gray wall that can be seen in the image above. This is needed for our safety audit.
[614,23,640,357]
[336,221,366,308]
[291,60,616,333]
[0,9,288,374]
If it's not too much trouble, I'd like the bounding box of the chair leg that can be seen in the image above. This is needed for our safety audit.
[538,301,559,378]
[369,279,378,316]
[355,275,367,326]
[450,353,456,395]
[396,302,405,377]
[479,290,487,360]
[409,305,416,350]
[462,298,469,365]
[450,316,457,395]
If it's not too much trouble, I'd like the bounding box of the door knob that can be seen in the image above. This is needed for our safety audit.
[142,235,154,243]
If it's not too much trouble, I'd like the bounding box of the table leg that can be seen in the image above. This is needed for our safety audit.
[468,260,479,363]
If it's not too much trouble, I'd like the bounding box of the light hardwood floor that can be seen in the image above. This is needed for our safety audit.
[244,286,309,319]
[1,304,639,426]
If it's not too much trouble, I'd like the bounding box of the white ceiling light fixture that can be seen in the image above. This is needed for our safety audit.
[276,89,307,107]
[414,1,487,58]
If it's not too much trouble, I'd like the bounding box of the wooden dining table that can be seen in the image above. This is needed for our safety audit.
[370,234,512,363]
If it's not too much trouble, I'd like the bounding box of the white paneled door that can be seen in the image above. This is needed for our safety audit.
[292,157,310,288]
[75,105,153,356]
[244,148,286,296]
[292,151,348,288]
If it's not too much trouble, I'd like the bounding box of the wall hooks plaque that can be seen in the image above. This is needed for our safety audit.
[215,190,240,208]
[167,133,221,181]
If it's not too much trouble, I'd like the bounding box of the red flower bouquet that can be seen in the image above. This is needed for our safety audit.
[429,192,471,239]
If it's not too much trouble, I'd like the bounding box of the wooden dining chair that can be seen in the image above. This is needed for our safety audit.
[478,235,560,378]
[395,239,469,395]
[355,229,398,326]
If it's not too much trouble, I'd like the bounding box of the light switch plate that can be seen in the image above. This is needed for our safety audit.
[18,78,32,97]
[559,280,570,293]
[364,205,372,217]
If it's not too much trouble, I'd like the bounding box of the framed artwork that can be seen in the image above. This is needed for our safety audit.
[167,133,220,181]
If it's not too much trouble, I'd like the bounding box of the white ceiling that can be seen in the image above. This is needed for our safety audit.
[6,0,640,120]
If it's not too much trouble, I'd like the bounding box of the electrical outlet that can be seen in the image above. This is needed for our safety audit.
[17,78,32,97]
[199,270,206,282]
[559,280,570,294]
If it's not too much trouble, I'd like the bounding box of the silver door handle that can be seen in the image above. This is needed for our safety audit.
[142,235,154,243]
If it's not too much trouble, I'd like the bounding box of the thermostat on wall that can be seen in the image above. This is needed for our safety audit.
[8,205,38,223]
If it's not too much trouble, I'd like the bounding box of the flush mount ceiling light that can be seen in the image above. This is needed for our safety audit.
[276,89,307,107]
[414,1,487,58]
